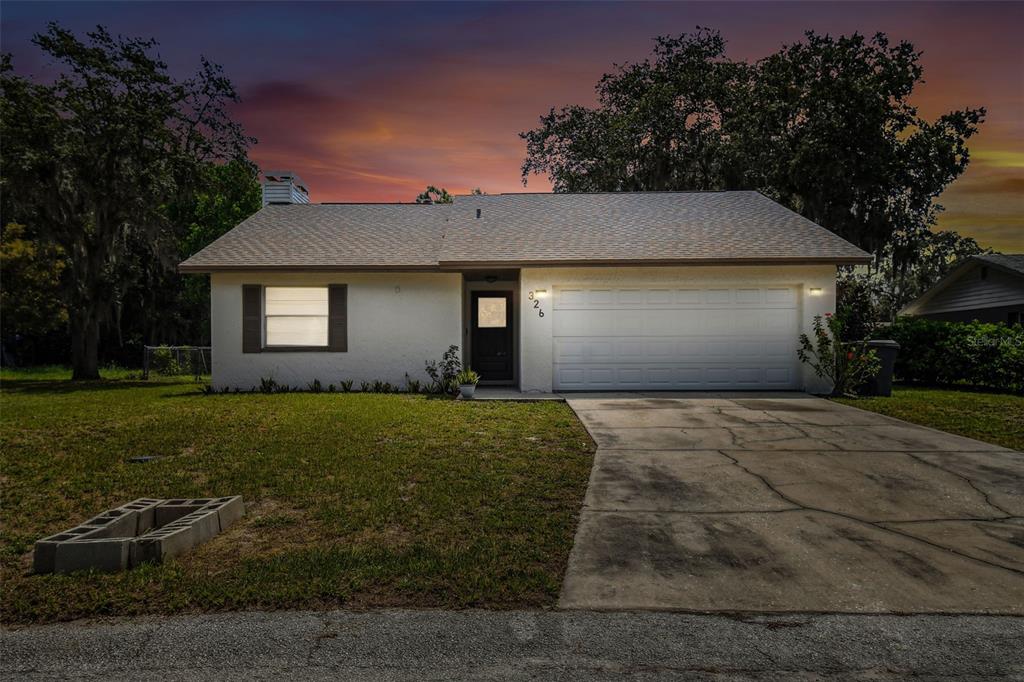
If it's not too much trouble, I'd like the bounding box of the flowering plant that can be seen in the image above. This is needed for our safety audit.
[797,313,881,397]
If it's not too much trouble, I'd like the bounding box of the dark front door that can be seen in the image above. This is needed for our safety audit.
[470,291,514,382]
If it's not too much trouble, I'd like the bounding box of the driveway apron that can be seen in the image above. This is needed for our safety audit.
[560,393,1024,613]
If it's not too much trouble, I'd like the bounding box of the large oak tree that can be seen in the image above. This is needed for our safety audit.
[1,24,253,378]
[521,29,986,304]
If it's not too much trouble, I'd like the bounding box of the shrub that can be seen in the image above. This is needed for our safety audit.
[424,345,462,396]
[150,346,183,376]
[797,313,881,397]
[307,379,322,393]
[405,374,422,394]
[879,318,1024,393]
[259,377,278,394]
[359,381,371,393]
[340,379,354,393]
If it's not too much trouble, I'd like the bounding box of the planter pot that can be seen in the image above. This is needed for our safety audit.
[459,384,477,400]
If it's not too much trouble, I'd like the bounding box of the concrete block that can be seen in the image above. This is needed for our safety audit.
[207,496,245,531]
[154,502,205,527]
[130,524,197,566]
[34,525,117,573]
[81,508,138,539]
[174,509,221,545]
[118,498,163,534]
[54,538,131,574]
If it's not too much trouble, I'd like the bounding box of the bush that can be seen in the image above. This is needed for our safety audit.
[798,313,881,397]
[424,345,462,396]
[878,318,1024,393]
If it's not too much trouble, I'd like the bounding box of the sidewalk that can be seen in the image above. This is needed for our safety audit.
[4,609,1022,680]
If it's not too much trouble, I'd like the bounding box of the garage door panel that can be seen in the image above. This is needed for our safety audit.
[552,285,800,390]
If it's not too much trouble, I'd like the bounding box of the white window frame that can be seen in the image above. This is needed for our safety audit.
[263,286,330,349]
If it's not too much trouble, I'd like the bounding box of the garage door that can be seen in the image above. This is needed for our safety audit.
[552,286,800,390]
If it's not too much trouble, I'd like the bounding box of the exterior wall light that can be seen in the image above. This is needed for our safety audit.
[809,287,823,296]
[534,289,548,298]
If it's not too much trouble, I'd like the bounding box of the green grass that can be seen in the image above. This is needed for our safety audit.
[834,386,1024,451]
[0,369,595,624]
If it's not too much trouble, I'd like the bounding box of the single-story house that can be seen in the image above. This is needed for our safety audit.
[900,254,1024,325]
[179,171,871,393]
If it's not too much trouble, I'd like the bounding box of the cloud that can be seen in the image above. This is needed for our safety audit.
[970,150,1024,169]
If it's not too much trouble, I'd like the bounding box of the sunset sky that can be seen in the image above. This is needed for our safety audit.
[3,1,1022,251]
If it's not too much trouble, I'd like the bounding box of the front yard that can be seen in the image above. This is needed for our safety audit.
[0,370,595,624]
[834,386,1024,451]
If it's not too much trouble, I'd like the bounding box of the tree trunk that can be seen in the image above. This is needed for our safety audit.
[70,309,101,380]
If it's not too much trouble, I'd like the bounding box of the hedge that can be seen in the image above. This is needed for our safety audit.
[875,318,1024,393]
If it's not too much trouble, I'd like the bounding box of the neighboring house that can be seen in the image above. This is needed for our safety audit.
[179,171,871,393]
[900,254,1024,325]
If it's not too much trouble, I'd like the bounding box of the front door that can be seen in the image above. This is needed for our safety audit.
[470,291,514,382]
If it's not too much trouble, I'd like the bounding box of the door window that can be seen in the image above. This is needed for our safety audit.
[477,297,507,328]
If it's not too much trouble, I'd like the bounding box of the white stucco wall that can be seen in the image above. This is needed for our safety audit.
[518,265,838,394]
[210,272,462,389]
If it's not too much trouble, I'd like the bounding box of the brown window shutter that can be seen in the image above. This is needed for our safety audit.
[242,285,262,353]
[328,284,348,352]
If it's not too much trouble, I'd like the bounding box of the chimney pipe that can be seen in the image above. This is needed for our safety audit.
[262,171,310,206]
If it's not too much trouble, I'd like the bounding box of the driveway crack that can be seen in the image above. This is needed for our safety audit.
[903,452,1015,518]
[716,450,1024,577]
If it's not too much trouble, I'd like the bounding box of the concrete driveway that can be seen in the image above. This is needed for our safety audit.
[560,393,1024,613]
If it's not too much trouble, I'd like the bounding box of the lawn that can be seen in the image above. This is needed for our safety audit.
[834,386,1024,451]
[0,369,595,624]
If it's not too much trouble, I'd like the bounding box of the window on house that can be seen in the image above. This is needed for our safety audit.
[264,287,329,347]
[478,297,507,328]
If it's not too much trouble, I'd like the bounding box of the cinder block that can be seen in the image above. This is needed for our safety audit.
[119,498,163,534]
[33,525,116,573]
[130,524,197,566]
[33,532,74,574]
[54,538,131,574]
[81,508,138,539]
[154,502,205,527]
[175,509,221,545]
[207,496,245,531]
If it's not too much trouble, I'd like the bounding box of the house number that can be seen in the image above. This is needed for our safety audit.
[528,291,545,318]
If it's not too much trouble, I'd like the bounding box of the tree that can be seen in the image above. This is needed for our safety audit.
[1,24,253,378]
[520,29,985,268]
[732,32,985,260]
[0,223,67,345]
[521,28,742,193]
[173,160,261,344]
[415,185,453,204]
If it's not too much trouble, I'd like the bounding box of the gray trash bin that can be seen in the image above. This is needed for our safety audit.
[863,339,900,397]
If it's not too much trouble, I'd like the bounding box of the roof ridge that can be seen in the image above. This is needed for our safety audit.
[451,189,758,198]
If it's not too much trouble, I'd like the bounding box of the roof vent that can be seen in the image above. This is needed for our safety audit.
[262,171,310,206]
[476,209,481,219]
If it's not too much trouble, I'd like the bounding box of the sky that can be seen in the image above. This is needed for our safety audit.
[3,1,1022,251]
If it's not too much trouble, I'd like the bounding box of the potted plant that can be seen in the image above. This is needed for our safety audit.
[456,369,480,399]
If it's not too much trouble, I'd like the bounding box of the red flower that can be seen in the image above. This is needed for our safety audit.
[847,351,854,360]
[825,312,833,317]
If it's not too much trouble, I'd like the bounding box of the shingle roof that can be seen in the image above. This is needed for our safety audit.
[179,204,447,271]
[179,191,871,272]
[975,253,1024,276]
[438,191,871,265]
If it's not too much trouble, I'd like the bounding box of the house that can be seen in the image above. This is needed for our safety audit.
[179,171,872,393]
[900,254,1024,325]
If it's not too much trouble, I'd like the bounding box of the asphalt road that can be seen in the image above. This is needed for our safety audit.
[3,609,1023,680]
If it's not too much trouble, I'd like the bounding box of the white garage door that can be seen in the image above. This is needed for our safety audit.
[553,286,800,390]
